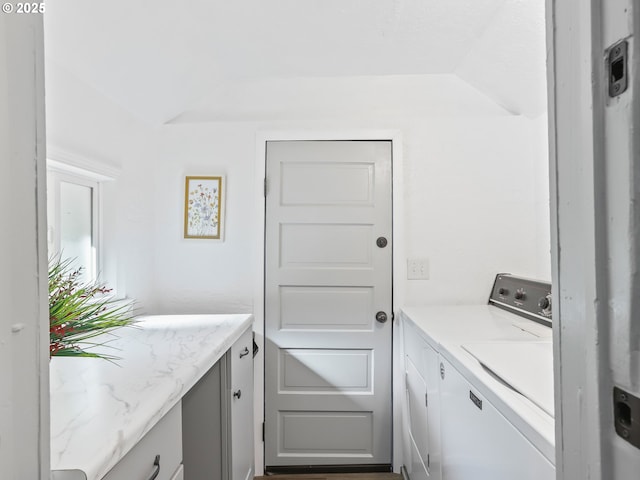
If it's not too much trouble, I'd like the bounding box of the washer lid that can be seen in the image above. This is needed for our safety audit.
[462,341,554,417]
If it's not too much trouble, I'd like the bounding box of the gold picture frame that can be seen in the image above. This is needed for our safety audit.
[184,176,224,239]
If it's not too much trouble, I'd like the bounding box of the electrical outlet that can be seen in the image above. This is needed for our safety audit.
[407,258,429,280]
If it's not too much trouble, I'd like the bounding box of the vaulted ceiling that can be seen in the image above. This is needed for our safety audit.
[43,0,547,125]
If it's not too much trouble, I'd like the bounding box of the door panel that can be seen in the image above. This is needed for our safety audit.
[280,223,373,268]
[280,162,374,206]
[265,140,392,469]
[279,349,373,393]
[278,411,374,457]
[279,286,374,331]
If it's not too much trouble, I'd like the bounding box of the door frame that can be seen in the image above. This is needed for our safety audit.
[253,130,405,475]
[547,0,640,478]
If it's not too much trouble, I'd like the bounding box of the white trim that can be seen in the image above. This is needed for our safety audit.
[545,0,633,478]
[253,129,405,475]
[47,146,121,181]
[1,16,49,478]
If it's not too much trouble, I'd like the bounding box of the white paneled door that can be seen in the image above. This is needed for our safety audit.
[264,140,393,470]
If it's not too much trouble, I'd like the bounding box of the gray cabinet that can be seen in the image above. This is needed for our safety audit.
[182,360,225,480]
[182,326,254,480]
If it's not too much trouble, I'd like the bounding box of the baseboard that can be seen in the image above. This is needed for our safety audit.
[265,464,393,475]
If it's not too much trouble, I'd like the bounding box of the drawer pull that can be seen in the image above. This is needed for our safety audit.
[239,347,250,358]
[469,390,483,410]
[148,455,160,480]
[233,389,242,399]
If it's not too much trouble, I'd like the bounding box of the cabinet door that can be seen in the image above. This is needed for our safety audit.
[182,361,224,480]
[406,357,429,469]
[439,358,554,480]
[183,327,254,480]
[228,327,254,480]
[102,403,182,480]
[422,344,441,478]
[402,319,441,480]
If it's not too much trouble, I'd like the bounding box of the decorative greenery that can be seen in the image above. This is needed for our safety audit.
[49,256,136,360]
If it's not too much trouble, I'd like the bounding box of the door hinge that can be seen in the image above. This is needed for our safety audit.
[427,454,430,468]
[264,178,267,197]
[262,421,265,442]
[425,392,428,407]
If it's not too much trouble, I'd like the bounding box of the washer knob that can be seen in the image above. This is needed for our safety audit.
[538,297,550,309]
[539,294,552,315]
[514,289,526,301]
[498,287,508,296]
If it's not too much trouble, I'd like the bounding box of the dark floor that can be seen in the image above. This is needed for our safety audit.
[256,474,402,480]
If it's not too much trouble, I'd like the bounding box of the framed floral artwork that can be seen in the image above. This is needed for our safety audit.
[184,176,224,239]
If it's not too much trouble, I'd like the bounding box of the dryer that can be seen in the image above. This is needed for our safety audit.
[400,274,555,480]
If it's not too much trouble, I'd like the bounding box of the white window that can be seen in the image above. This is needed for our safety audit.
[47,170,99,284]
[46,151,120,292]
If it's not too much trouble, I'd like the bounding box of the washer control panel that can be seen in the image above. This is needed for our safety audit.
[489,274,552,327]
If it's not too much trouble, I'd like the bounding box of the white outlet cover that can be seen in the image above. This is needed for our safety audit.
[407,257,429,280]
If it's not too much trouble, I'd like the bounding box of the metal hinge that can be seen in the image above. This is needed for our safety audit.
[262,422,265,442]
[425,392,428,407]
[427,454,430,468]
[264,178,267,197]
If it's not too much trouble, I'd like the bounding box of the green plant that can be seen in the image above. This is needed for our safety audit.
[49,255,136,360]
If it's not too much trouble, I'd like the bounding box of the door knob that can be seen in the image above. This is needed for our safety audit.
[376,237,388,248]
[233,389,242,399]
[376,311,388,323]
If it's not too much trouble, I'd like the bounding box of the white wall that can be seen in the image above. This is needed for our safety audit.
[145,123,256,314]
[47,70,551,312]
[0,15,49,479]
[403,113,551,305]
[145,116,551,313]
[140,76,551,312]
[44,60,161,305]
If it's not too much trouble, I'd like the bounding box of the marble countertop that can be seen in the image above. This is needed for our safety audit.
[50,314,253,480]
[400,305,555,463]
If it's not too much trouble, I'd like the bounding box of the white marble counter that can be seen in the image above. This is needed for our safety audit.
[50,314,253,480]
[400,306,555,463]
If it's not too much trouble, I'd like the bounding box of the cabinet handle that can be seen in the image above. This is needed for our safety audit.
[233,389,242,399]
[469,390,483,410]
[148,455,160,480]
[239,347,250,358]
